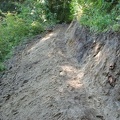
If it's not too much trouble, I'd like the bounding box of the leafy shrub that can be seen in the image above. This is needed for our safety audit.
[0,0,56,71]
[70,0,120,32]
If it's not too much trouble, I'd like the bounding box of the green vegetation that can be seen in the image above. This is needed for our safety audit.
[71,0,120,32]
[0,0,120,71]
[0,0,56,71]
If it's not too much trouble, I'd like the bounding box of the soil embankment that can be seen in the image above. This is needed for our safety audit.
[0,22,120,120]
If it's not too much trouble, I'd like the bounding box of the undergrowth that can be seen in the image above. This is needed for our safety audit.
[0,0,56,71]
[71,0,120,32]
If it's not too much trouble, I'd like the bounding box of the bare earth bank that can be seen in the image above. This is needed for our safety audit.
[0,22,120,120]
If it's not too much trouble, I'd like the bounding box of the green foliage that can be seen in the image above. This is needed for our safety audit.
[0,62,5,71]
[112,23,120,31]
[46,0,72,23]
[71,0,120,32]
[0,0,56,71]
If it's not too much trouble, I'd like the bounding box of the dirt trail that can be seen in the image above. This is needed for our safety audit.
[0,23,120,120]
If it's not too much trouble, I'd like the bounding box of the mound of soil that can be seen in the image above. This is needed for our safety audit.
[0,22,120,120]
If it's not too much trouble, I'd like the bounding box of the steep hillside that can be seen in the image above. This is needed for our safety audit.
[0,22,120,120]
[66,21,120,120]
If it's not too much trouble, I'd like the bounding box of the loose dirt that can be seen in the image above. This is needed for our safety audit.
[0,22,120,120]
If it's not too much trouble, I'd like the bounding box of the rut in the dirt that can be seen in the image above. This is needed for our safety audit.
[0,22,120,120]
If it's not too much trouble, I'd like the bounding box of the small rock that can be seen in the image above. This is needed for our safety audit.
[59,71,65,76]
[108,75,116,87]
[109,63,116,70]
[23,80,29,84]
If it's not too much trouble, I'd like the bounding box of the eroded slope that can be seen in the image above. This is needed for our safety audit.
[0,22,120,120]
